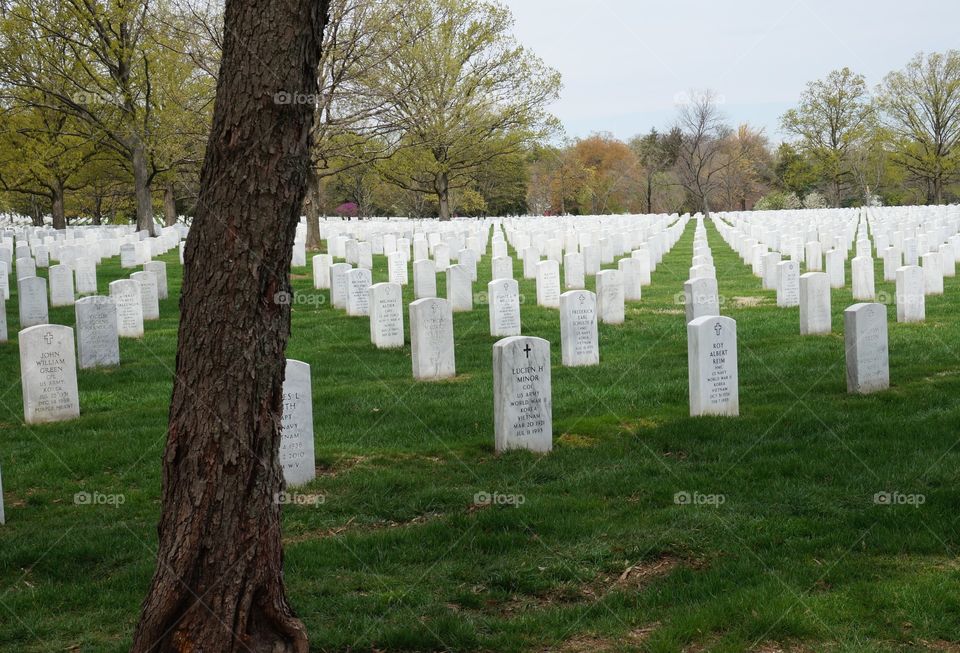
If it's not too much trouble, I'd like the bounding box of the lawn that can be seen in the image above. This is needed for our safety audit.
[1,219,959,652]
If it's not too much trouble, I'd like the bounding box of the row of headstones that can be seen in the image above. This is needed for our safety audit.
[679,217,901,420]
[312,216,687,313]
[15,263,169,425]
[279,297,892,490]
[279,219,689,479]
[309,220,687,377]
[713,216,954,327]
[0,224,184,522]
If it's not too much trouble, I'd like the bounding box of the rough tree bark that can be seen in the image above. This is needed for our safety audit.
[132,140,156,236]
[51,179,66,230]
[437,171,451,221]
[303,167,322,250]
[130,1,329,651]
[163,183,178,226]
[29,196,43,227]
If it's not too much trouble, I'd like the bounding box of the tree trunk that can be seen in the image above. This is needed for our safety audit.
[646,174,653,214]
[437,172,451,221]
[130,0,328,651]
[163,182,178,226]
[30,196,43,227]
[92,194,103,225]
[51,180,66,230]
[304,166,322,250]
[132,141,156,236]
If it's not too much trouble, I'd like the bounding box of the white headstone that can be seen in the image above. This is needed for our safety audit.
[488,278,521,337]
[387,252,408,286]
[776,260,800,308]
[805,241,823,271]
[74,258,97,295]
[19,324,80,424]
[345,268,372,317]
[826,249,845,288]
[17,276,48,328]
[630,248,652,285]
[535,260,561,309]
[895,266,925,323]
[563,252,585,289]
[280,359,315,487]
[446,264,473,312]
[684,277,720,323]
[618,258,642,301]
[921,252,943,295]
[312,254,332,289]
[595,269,624,325]
[369,282,404,349]
[687,315,739,417]
[851,256,876,301]
[0,260,8,300]
[799,272,831,335]
[560,290,599,367]
[109,279,144,338]
[492,256,514,282]
[413,259,437,299]
[48,264,75,307]
[75,296,120,369]
[144,261,169,299]
[493,336,552,453]
[330,263,352,309]
[844,303,889,394]
[762,252,781,290]
[409,298,455,380]
[120,244,137,268]
[16,256,36,280]
[131,271,160,320]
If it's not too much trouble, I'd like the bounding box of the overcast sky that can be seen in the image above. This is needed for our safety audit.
[504,0,960,143]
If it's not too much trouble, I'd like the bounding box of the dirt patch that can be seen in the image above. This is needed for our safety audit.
[315,455,367,477]
[750,643,816,653]
[610,556,681,590]
[731,296,766,308]
[545,622,660,652]
[557,433,598,448]
[284,510,446,545]
[921,641,960,652]
[646,308,685,316]
[682,634,722,652]
[492,554,690,614]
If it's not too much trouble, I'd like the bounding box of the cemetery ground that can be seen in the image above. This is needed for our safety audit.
[1,222,960,653]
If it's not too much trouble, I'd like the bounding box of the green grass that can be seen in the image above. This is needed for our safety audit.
[2,219,960,652]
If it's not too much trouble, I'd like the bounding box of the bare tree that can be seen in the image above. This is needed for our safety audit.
[673,90,748,215]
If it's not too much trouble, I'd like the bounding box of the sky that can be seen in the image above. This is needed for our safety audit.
[503,0,960,144]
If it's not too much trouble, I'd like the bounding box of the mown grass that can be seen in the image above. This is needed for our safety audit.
[1,219,959,652]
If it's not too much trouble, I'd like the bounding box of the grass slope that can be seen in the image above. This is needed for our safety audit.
[1,219,959,652]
